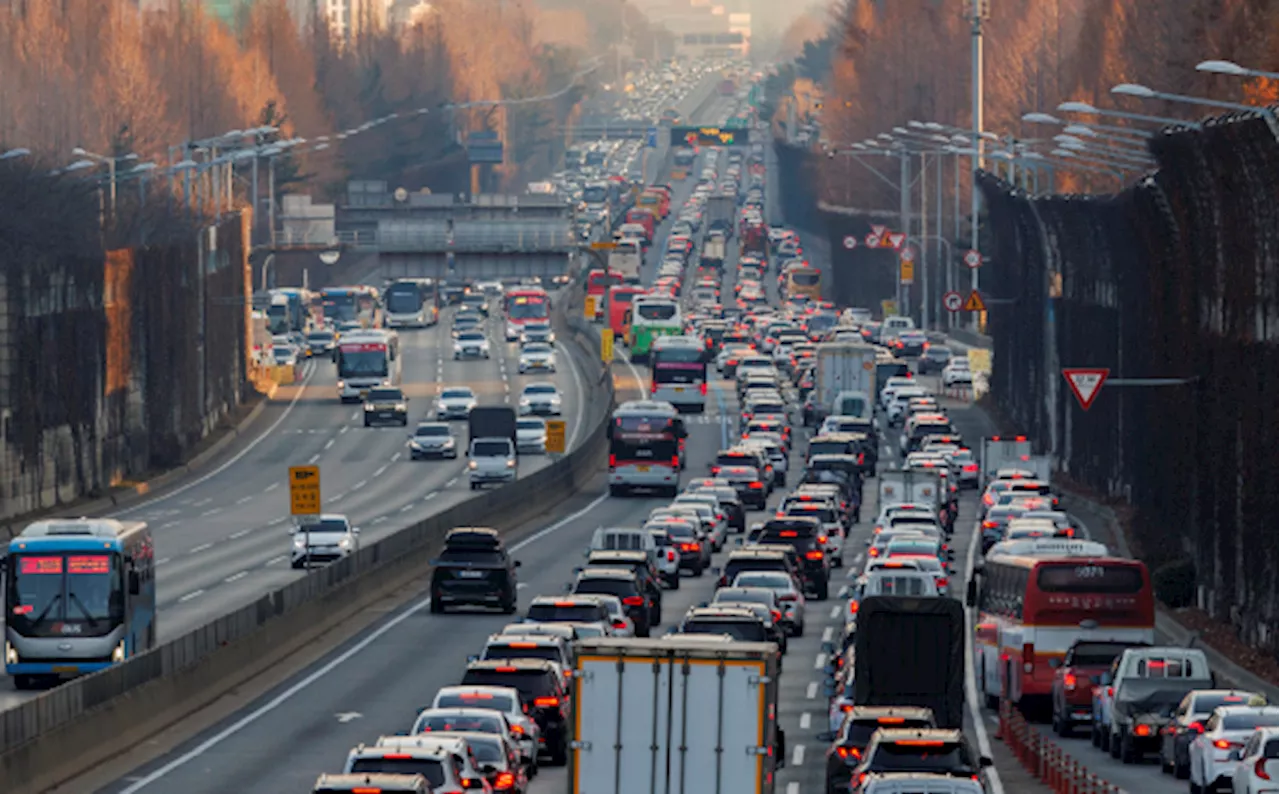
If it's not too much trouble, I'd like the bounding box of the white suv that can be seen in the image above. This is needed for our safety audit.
[290,514,359,569]
[468,438,517,489]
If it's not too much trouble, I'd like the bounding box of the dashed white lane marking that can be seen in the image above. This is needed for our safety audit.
[799,712,811,730]
[330,492,346,503]
[193,498,212,507]
[350,411,359,421]
[445,477,458,487]
[806,682,818,699]
[399,504,415,513]
[324,438,335,450]
[190,543,213,554]
[229,529,251,539]
[353,480,368,490]
[822,627,833,642]
[786,783,799,794]
[224,571,248,583]
[391,452,401,462]
[791,744,805,766]
[339,425,349,435]
[265,556,287,566]
[307,453,320,464]
[265,483,280,492]
[236,496,253,505]
[178,590,204,603]
[157,558,171,566]
[374,465,389,477]
[371,516,388,524]
[423,492,438,501]
[829,604,840,619]
[200,508,221,517]
[267,517,286,526]
[814,653,828,670]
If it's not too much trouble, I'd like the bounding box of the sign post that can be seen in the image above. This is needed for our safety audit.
[1062,368,1110,411]
[545,420,567,455]
[600,328,614,363]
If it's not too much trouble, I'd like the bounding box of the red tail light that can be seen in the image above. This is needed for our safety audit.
[534,697,560,708]
[622,596,645,606]
[608,454,617,470]
[1256,757,1272,780]
[936,577,948,589]
[1106,686,1114,698]
[1135,724,1153,737]
[777,593,798,602]
[612,619,628,629]
[1188,721,1204,734]
[818,535,828,545]
[836,746,862,760]
[711,466,721,474]
[1063,674,1077,689]
[771,609,782,622]
[381,753,413,759]
[805,550,824,560]
[748,481,764,489]
[868,547,880,557]
[495,771,516,790]
[840,703,853,712]
[964,464,979,472]
[700,382,708,395]
[982,521,997,529]
[667,549,676,561]
[857,453,865,465]
[1213,739,1243,750]
[671,455,680,468]
[849,600,859,615]
[650,381,658,393]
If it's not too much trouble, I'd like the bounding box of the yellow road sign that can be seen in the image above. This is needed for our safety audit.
[289,465,321,516]
[880,299,899,318]
[545,420,567,454]
[967,348,992,374]
[899,260,915,285]
[590,241,616,250]
[963,289,987,312]
[600,329,615,363]
[584,295,596,320]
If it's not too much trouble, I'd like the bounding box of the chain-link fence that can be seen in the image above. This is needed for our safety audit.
[980,108,1278,652]
[0,163,251,523]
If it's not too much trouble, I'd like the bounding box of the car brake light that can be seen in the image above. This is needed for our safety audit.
[805,550,824,560]
[1257,757,1272,780]
[381,753,413,759]
[964,464,979,472]
[1188,721,1204,733]
[495,771,516,789]
[700,382,708,395]
[1213,739,1242,750]
[671,455,680,468]
[1063,674,1077,689]
[511,724,525,734]
[849,600,859,615]
[936,577,948,589]
[506,642,537,649]
[779,530,798,537]
[771,609,781,622]
[650,381,658,393]
[622,596,645,606]
[460,692,495,699]
[495,665,519,672]
[868,547,880,557]
[667,549,676,561]
[818,535,828,545]
[612,619,628,629]
[982,521,998,529]
[836,746,862,760]
[534,697,560,707]
[609,454,617,470]
[749,481,764,489]
[897,740,946,747]
[1106,686,1114,698]
[352,789,383,794]
[840,703,853,712]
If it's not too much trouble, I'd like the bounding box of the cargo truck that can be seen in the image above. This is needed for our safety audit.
[608,243,643,284]
[811,342,877,426]
[568,636,784,794]
[705,194,737,237]
[468,406,518,452]
[847,596,967,729]
[978,436,1050,485]
[876,467,944,516]
[699,232,727,271]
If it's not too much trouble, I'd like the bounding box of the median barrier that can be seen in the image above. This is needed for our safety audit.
[998,700,1128,794]
[0,318,614,794]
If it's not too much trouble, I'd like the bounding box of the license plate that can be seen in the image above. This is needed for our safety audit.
[457,570,485,579]
[636,465,651,472]
[673,387,685,393]
[359,390,369,398]
[51,665,80,674]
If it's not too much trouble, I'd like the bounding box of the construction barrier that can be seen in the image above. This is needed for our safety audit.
[998,700,1128,794]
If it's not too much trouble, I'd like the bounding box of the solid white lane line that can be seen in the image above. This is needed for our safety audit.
[118,492,611,792]
[178,590,204,603]
[108,363,331,519]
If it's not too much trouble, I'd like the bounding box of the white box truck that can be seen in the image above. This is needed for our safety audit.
[877,468,944,513]
[607,243,642,284]
[569,636,783,794]
[813,341,878,423]
[979,436,1049,485]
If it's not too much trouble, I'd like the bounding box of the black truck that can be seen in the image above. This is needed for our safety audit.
[851,596,966,729]
[468,406,518,451]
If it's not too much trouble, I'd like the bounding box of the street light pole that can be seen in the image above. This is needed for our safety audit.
[899,151,911,318]
[968,0,988,331]
[920,151,929,330]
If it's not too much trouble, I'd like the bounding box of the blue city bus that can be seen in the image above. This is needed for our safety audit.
[4,518,156,689]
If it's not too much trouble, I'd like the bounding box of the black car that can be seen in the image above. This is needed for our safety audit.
[570,567,654,637]
[689,485,746,532]
[755,517,830,600]
[460,659,570,765]
[363,386,408,427]
[715,548,796,589]
[428,527,521,613]
[916,344,953,374]
[582,550,664,624]
[850,728,991,783]
[820,706,938,794]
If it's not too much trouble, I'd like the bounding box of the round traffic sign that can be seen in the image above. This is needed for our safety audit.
[899,247,916,262]
[943,291,963,312]
[964,249,983,268]
[865,233,881,248]
[842,235,857,250]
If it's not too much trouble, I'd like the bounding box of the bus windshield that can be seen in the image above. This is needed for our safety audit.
[636,303,677,321]
[6,552,124,637]
[582,184,609,203]
[588,272,623,292]
[337,344,388,378]
[322,292,358,323]
[507,295,550,321]
[790,270,820,286]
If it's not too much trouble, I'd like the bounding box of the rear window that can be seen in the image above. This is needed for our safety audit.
[439,548,503,565]
[527,603,606,622]
[460,669,558,700]
[637,303,677,321]
[843,718,935,746]
[682,620,767,642]
[1224,713,1278,730]
[435,691,517,711]
[1069,643,1133,667]
[598,532,647,551]
[872,576,932,596]
[349,757,445,787]
[809,441,852,457]
[1036,564,1144,594]
[415,712,504,734]
[870,740,972,773]
[726,560,786,581]
[481,643,562,663]
[574,578,636,598]
[1267,739,1279,759]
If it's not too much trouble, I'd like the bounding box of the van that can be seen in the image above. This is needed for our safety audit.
[588,527,657,562]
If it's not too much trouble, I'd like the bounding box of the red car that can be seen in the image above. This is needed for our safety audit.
[1051,639,1147,737]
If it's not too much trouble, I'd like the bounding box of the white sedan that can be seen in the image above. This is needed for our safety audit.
[1190,706,1280,793]
[518,342,557,374]
[453,330,491,359]
[518,382,562,416]
[942,359,973,386]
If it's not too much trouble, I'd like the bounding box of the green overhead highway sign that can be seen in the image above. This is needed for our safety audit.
[669,126,751,147]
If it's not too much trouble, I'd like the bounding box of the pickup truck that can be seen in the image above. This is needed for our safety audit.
[1091,647,1213,763]
[1050,639,1149,737]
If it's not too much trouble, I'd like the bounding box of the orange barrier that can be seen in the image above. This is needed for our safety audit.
[998,700,1128,794]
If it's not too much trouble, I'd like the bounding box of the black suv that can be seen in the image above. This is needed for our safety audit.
[678,606,772,643]
[850,728,991,787]
[428,527,521,613]
[363,386,409,427]
[583,550,663,624]
[460,659,570,765]
[570,567,654,637]
[715,547,795,589]
[819,706,937,793]
[755,517,830,600]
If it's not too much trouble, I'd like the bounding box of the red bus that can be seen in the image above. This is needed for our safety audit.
[586,269,624,321]
[607,284,647,339]
[968,545,1154,710]
[502,287,551,341]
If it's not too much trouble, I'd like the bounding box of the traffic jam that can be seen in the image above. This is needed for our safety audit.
[302,62,1275,794]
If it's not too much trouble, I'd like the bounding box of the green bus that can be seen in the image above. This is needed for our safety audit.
[626,296,683,363]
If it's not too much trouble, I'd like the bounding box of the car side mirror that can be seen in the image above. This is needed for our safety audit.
[979,756,994,768]
[514,560,522,568]
[562,582,574,593]
[572,566,583,574]
[466,655,479,663]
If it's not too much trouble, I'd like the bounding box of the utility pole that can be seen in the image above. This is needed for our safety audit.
[968,0,989,331]
[920,151,929,329]
[898,152,911,317]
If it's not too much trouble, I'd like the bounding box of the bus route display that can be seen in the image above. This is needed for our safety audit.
[668,126,750,147]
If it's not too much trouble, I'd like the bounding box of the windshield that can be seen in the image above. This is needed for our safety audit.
[415,425,449,437]
[517,420,545,431]
[508,296,550,320]
[636,303,677,321]
[523,344,552,355]
[871,741,973,773]
[337,346,388,377]
[385,286,425,314]
[524,385,556,395]
[442,389,474,400]
[843,719,935,746]
[808,441,852,457]
[789,270,820,286]
[6,552,125,637]
[349,757,445,787]
[583,185,608,202]
[574,578,635,599]
[306,332,333,343]
[682,620,767,642]
[322,294,358,322]
[1068,643,1132,667]
[473,441,511,457]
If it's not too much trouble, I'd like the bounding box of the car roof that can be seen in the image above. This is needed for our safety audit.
[444,527,502,548]
[465,659,558,673]
[576,567,637,581]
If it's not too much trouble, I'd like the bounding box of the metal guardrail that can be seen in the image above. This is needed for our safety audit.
[377,221,574,253]
[272,228,378,249]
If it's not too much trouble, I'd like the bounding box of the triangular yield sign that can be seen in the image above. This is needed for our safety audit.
[1062,368,1110,410]
[887,232,907,250]
[962,289,986,312]
[870,224,887,239]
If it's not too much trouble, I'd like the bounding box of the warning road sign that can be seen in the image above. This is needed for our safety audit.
[964,249,983,269]
[899,260,915,285]
[943,291,963,312]
[289,465,321,516]
[842,235,857,250]
[871,224,887,240]
[1063,368,1110,411]
[963,290,987,312]
[887,232,907,251]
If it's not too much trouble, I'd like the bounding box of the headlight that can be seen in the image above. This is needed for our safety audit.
[339,537,351,548]
[337,380,345,389]
[409,440,423,450]
[442,438,455,447]
[112,641,126,662]
[293,536,306,548]
[506,459,516,467]
[395,403,406,411]
[5,642,17,664]
[364,403,374,411]
[468,461,478,469]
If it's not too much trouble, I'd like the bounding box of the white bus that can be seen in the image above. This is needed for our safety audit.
[650,335,708,413]
[336,329,401,402]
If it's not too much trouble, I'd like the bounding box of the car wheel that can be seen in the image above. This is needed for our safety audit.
[429,596,444,614]
[363,418,370,427]
[550,735,569,766]
[667,574,680,590]
[1109,731,1121,759]
[290,559,304,570]
[12,675,34,691]
[815,582,830,601]
[1174,754,1190,779]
